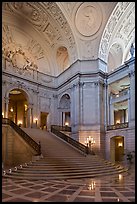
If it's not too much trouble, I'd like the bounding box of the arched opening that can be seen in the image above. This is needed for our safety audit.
[110,136,124,163]
[8,89,29,127]
[56,46,69,72]
[59,94,71,127]
[108,43,123,72]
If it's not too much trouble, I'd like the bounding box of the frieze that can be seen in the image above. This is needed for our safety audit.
[99,2,134,63]
[3,2,77,64]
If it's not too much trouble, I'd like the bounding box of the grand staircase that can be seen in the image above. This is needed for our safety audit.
[3,128,127,180]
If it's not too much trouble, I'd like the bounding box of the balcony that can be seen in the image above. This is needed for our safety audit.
[107,122,128,131]
[112,89,128,99]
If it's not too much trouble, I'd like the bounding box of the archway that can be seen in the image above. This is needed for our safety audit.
[8,89,29,127]
[110,136,124,163]
[59,94,71,127]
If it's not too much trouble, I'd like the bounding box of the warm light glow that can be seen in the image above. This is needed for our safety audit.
[118,142,123,147]
[2,112,4,117]
[88,181,96,190]
[65,122,69,126]
[86,136,95,146]
[10,107,13,112]
[119,174,123,180]
[116,94,119,97]
[34,118,38,122]
[18,120,22,125]
[116,120,120,124]
[24,104,28,111]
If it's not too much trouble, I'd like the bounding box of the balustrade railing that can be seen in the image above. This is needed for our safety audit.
[111,89,128,99]
[107,122,128,130]
[51,125,94,155]
[2,118,41,155]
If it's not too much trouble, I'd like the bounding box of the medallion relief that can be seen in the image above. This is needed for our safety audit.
[75,3,102,37]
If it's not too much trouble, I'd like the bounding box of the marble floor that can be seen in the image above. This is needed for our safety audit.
[2,164,135,202]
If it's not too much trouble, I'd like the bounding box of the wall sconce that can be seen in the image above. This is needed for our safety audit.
[10,107,13,112]
[34,118,38,126]
[18,120,22,126]
[2,112,4,118]
[118,142,123,147]
[65,122,69,126]
[24,104,28,111]
[116,120,120,124]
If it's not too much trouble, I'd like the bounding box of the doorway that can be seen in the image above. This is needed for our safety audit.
[40,112,48,130]
[110,136,124,162]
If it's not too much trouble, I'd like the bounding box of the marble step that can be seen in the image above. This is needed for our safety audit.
[3,168,126,180]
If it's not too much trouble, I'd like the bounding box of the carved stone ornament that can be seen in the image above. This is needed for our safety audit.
[2,43,38,72]
[75,3,102,37]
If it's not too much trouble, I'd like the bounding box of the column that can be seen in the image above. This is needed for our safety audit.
[2,99,5,118]
[4,97,9,118]
[28,103,33,128]
[128,60,135,127]
[63,112,65,126]
[109,103,114,125]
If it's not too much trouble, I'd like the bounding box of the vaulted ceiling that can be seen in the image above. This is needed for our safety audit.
[2,2,135,76]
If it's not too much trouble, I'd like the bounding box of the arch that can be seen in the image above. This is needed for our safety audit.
[56,46,70,73]
[59,93,71,109]
[98,2,135,72]
[58,93,71,127]
[5,86,33,105]
[107,43,123,72]
[4,86,33,127]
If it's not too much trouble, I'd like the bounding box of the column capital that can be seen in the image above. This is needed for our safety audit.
[4,97,9,103]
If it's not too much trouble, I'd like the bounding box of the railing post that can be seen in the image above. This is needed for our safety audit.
[86,144,89,154]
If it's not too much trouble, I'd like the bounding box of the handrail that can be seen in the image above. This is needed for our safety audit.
[51,125,94,155]
[52,125,71,132]
[2,118,41,155]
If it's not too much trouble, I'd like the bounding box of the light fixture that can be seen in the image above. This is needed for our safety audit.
[18,120,22,125]
[116,94,119,97]
[10,107,13,112]
[24,104,28,111]
[85,136,95,147]
[9,169,12,173]
[119,174,123,180]
[116,120,120,124]
[118,142,123,147]
[2,112,4,118]
[65,122,69,126]
[88,181,96,190]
